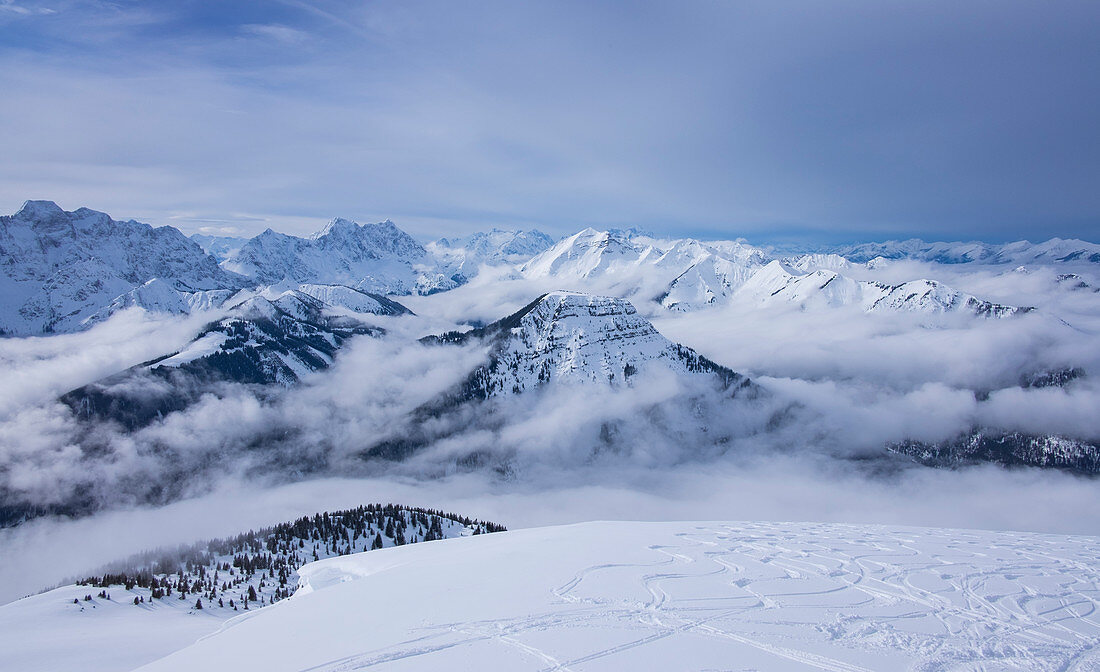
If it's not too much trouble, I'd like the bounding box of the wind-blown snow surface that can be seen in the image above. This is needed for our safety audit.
[129,521,1100,672]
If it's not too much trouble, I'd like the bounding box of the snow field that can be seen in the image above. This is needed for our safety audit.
[138,521,1100,671]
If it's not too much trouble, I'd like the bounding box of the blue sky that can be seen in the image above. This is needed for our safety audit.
[0,0,1097,244]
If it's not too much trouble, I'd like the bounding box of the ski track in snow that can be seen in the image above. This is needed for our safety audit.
[145,521,1100,672]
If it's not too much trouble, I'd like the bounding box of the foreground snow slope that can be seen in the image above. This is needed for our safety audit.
[140,521,1100,671]
[0,583,224,672]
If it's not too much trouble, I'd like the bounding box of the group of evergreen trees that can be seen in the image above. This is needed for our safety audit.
[74,504,505,613]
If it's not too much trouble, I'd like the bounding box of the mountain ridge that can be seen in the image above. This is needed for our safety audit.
[0,201,248,335]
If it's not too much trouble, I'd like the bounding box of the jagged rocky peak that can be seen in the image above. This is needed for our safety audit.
[311,217,426,258]
[222,217,447,295]
[15,199,68,221]
[434,291,656,346]
[0,200,247,335]
[427,228,555,276]
[310,216,359,240]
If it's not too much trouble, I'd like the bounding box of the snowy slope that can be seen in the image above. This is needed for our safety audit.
[0,584,224,672]
[0,201,246,335]
[0,505,501,672]
[134,520,1100,672]
[222,218,463,295]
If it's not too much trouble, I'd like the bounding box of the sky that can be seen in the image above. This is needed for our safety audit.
[0,0,1097,244]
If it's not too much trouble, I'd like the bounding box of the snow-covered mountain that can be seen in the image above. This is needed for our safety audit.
[426,228,554,277]
[3,201,1082,333]
[360,291,764,464]
[835,237,1100,265]
[783,252,854,273]
[426,291,755,399]
[519,228,657,279]
[734,260,1027,317]
[514,229,1031,317]
[62,290,381,429]
[658,253,763,310]
[38,520,1092,672]
[222,218,463,296]
[189,234,248,263]
[0,201,247,335]
[519,229,772,311]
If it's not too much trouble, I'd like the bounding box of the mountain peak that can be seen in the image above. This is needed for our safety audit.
[426,291,750,398]
[311,217,359,240]
[15,200,66,220]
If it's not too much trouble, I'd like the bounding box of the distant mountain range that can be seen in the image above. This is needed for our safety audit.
[220,218,463,296]
[833,237,1100,265]
[0,195,1095,526]
[5,200,1097,335]
[0,201,248,335]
